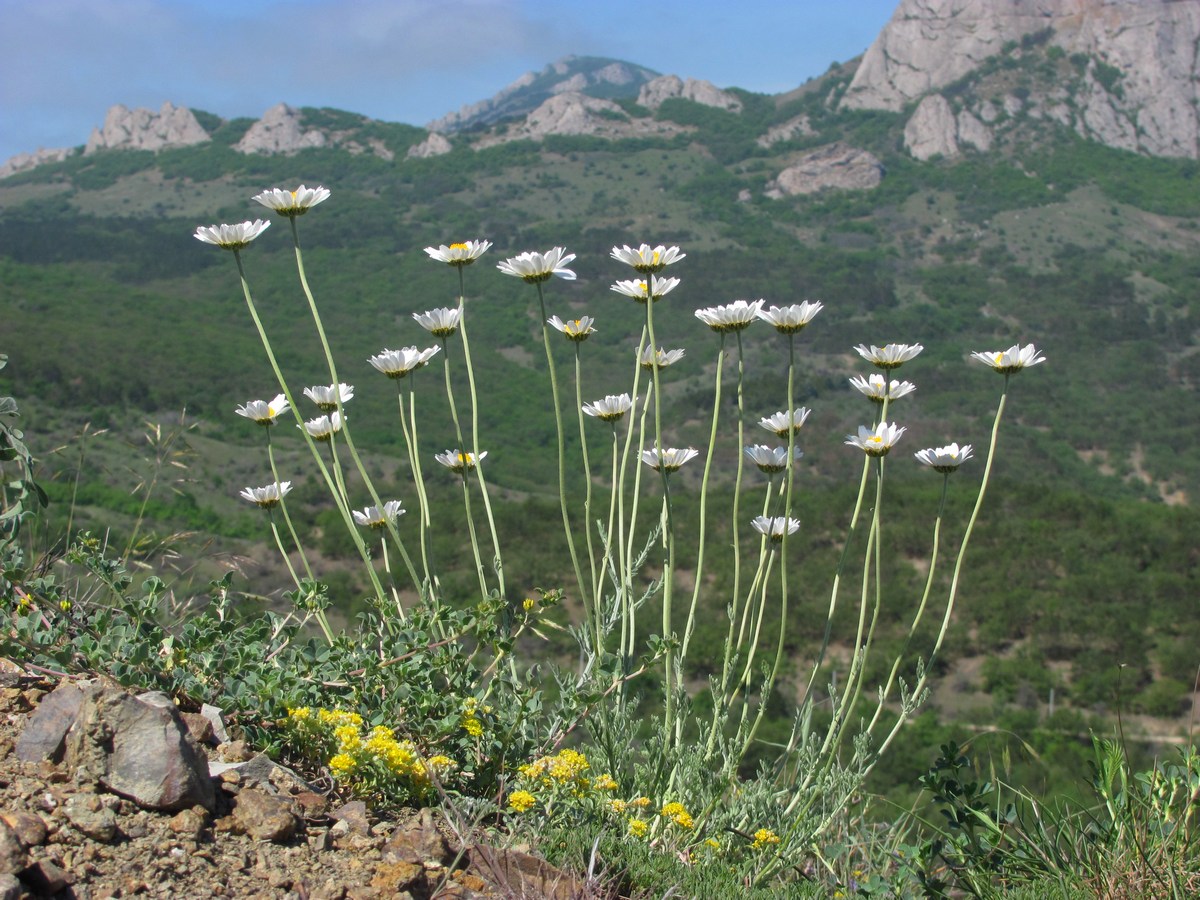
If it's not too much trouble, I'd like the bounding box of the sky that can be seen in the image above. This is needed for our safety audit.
[0,0,900,163]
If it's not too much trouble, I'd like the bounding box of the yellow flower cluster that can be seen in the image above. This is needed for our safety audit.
[507,790,537,812]
[751,828,781,850]
[628,819,649,838]
[460,697,491,738]
[660,801,694,829]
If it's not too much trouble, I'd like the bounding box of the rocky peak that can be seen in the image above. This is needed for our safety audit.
[636,75,744,113]
[0,147,76,180]
[843,0,1200,159]
[234,103,327,155]
[84,102,210,155]
[473,93,689,148]
[765,142,885,198]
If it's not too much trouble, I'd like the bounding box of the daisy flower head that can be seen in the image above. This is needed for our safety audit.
[610,275,681,304]
[849,374,916,403]
[610,243,685,274]
[638,345,686,370]
[368,345,440,379]
[497,247,576,283]
[352,500,406,529]
[915,443,974,473]
[751,516,800,542]
[640,447,699,472]
[235,394,289,426]
[757,301,823,334]
[193,220,271,250]
[854,343,924,370]
[845,421,906,457]
[424,240,492,267]
[582,393,633,422]
[759,408,811,438]
[744,444,803,474]
[301,411,344,442]
[435,449,487,473]
[547,315,596,342]
[413,307,462,337]
[971,343,1046,374]
[251,185,330,217]
[695,299,764,333]
[239,481,292,509]
[303,383,354,411]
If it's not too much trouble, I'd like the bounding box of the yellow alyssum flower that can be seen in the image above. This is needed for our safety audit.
[660,801,694,829]
[752,828,781,849]
[609,799,627,814]
[591,773,618,791]
[628,819,649,838]
[508,790,537,813]
[318,709,363,729]
[329,753,357,777]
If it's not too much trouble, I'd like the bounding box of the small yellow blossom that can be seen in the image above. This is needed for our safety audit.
[522,597,536,612]
[462,716,483,738]
[591,773,618,791]
[629,796,651,809]
[705,838,721,851]
[609,799,627,814]
[628,819,649,838]
[752,828,781,849]
[329,754,357,777]
[661,801,693,829]
[508,790,536,813]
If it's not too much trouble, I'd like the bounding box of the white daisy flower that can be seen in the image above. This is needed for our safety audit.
[547,315,596,341]
[235,394,289,426]
[695,300,764,333]
[251,185,331,216]
[743,444,803,473]
[751,515,800,542]
[970,344,1046,374]
[610,244,685,274]
[368,346,440,379]
[849,374,916,403]
[610,275,681,304]
[424,240,492,267]
[756,301,823,334]
[239,481,292,508]
[845,421,906,457]
[854,343,924,370]
[582,394,633,422]
[435,449,487,473]
[303,383,354,411]
[413,307,462,337]
[193,220,271,250]
[759,409,811,437]
[352,500,406,529]
[497,247,576,282]
[300,411,344,442]
[640,447,699,472]
[638,346,686,369]
[914,443,974,473]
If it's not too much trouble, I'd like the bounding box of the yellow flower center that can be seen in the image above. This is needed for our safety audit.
[868,435,883,444]
[994,352,1004,364]
[457,453,467,465]
[652,251,660,263]
[290,190,297,199]
[450,242,468,251]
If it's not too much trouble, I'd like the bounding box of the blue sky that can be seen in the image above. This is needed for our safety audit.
[0,0,899,163]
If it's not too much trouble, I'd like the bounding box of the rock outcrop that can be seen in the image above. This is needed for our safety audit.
[843,0,1200,159]
[765,142,885,197]
[0,147,75,180]
[406,132,453,159]
[474,93,689,148]
[757,114,815,148]
[84,102,209,155]
[637,75,744,112]
[428,56,657,132]
[234,103,326,155]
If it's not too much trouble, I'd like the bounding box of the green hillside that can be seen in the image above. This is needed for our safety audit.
[2,41,1198,811]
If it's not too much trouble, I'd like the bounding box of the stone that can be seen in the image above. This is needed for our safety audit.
[232,788,301,843]
[765,142,885,197]
[637,74,743,112]
[234,103,327,155]
[84,101,209,155]
[956,109,993,152]
[330,800,370,836]
[0,811,47,849]
[167,807,208,842]
[841,0,1200,159]
[0,147,76,179]
[200,703,230,744]
[465,846,584,900]
[370,861,423,894]
[904,94,960,161]
[22,859,71,894]
[381,809,451,866]
[15,681,83,763]
[0,821,26,876]
[0,873,21,900]
[756,114,815,148]
[406,132,453,159]
[63,793,120,842]
[473,92,687,148]
[64,685,215,812]
[180,712,214,745]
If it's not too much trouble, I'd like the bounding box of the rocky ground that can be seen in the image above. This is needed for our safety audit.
[0,664,598,900]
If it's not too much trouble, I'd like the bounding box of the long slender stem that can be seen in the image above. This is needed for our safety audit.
[397,385,436,598]
[535,281,589,615]
[731,330,747,633]
[573,345,602,655]
[266,429,314,582]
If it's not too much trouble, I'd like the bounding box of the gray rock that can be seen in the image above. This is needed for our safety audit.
[208,752,314,795]
[0,821,26,876]
[200,703,229,744]
[382,808,451,866]
[904,94,960,161]
[0,873,22,900]
[64,685,215,812]
[756,114,815,148]
[0,811,47,849]
[956,109,993,152]
[473,93,688,148]
[63,793,119,842]
[84,101,209,155]
[406,133,452,159]
[766,142,885,197]
[637,74,743,112]
[841,0,1200,159]
[0,146,75,180]
[16,681,83,763]
[234,103,327,155]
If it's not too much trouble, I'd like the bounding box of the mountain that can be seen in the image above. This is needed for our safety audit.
[426,55,659,133]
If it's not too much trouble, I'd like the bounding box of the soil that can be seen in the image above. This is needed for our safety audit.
[0,671,597,900]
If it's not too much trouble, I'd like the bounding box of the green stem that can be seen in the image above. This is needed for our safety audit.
[266,429,314,582]
[731,330,747,632]
[398,385,436,598]
[439,337,489,598]
[573,344,602,655]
